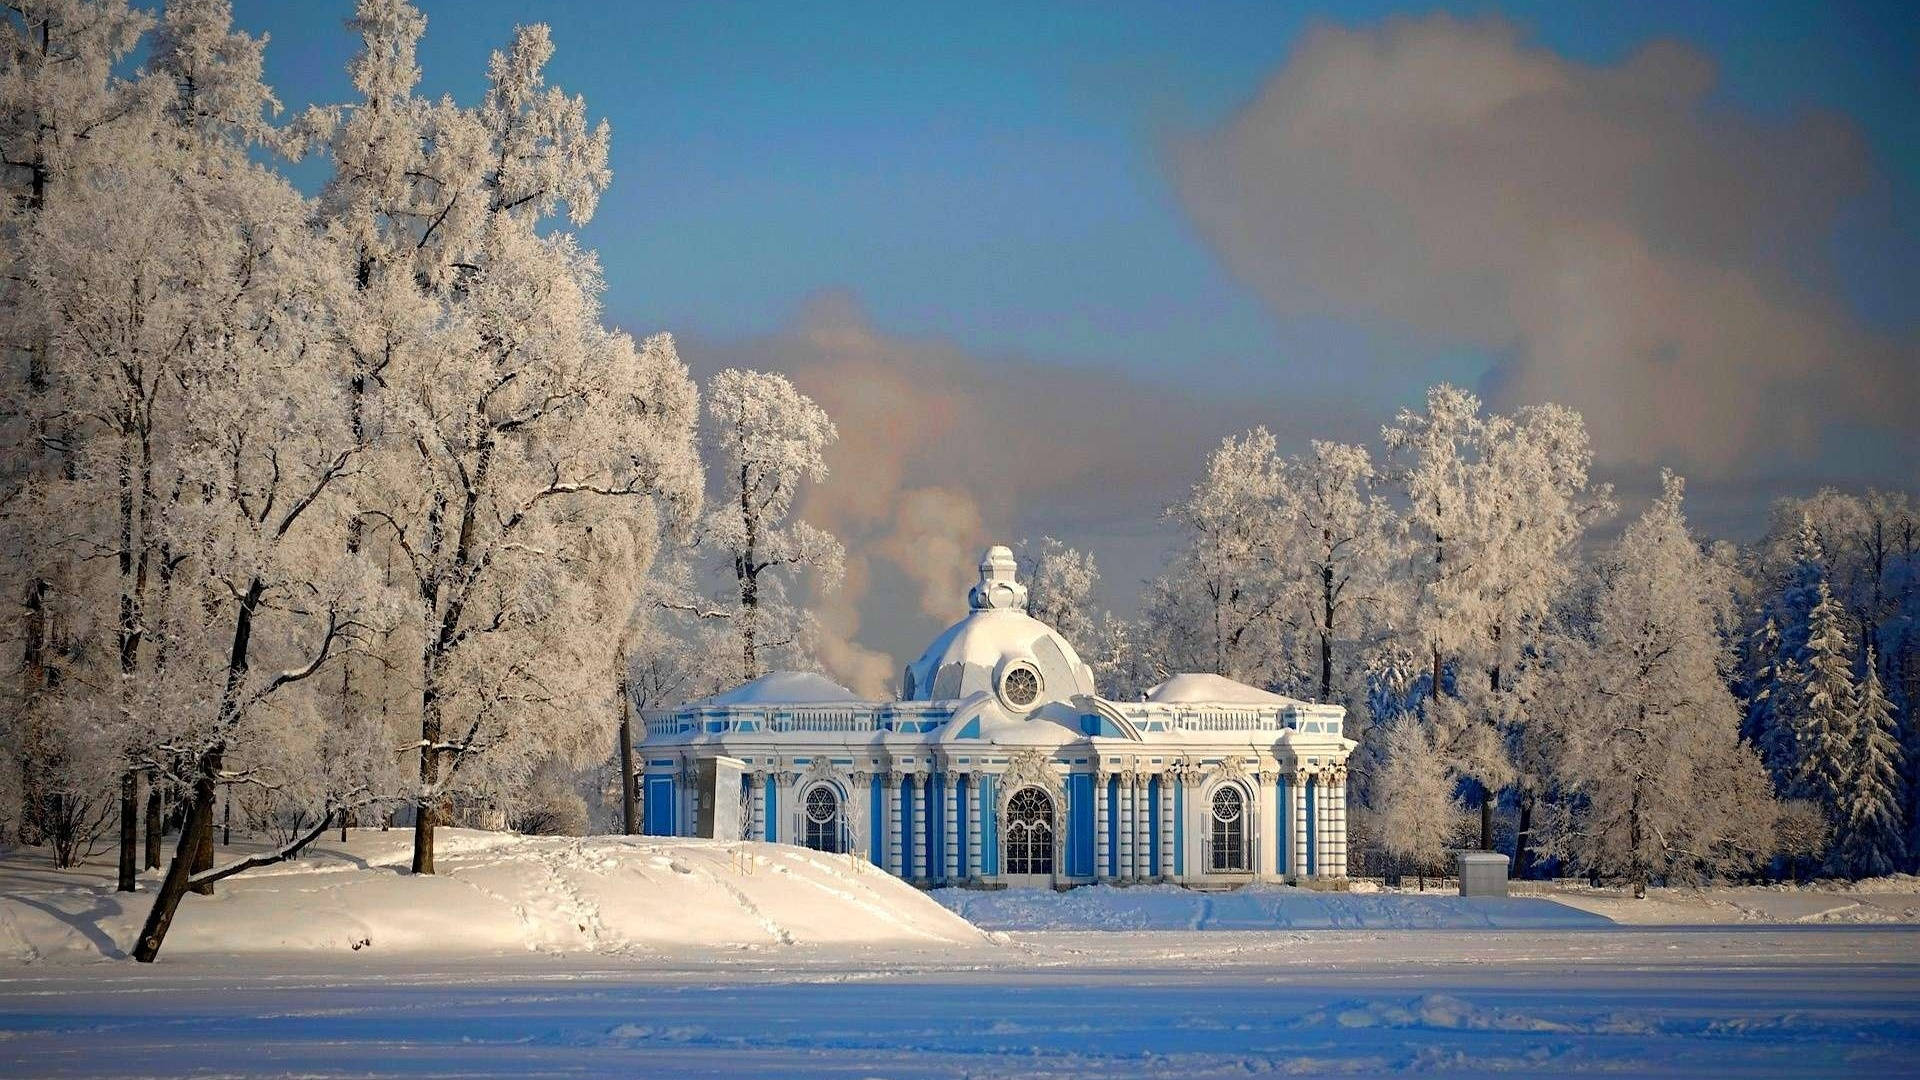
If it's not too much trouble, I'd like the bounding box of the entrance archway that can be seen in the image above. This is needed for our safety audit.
[1004,787,1055,875]
[802,785,844,854]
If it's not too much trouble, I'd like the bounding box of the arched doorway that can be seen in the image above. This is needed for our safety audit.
[1004,787,1055,875]
[1208,785,1249,872]
[802,785,844,854]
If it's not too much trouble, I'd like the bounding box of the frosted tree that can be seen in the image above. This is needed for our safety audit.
[301,5,701,874]
[1534,473,1774,897]
[1836,649,1904,877]
[1157,427,1288,685]
[1020,536,1098,646]
[1271,440,1397,705]
[701,368,843,681]
[1382,385,1610,852]
[1374,713,1465,890]
[1791,580,1858,820]
[0,0,158,885]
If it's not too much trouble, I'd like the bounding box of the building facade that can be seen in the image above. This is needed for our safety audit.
[637,545,1354,887]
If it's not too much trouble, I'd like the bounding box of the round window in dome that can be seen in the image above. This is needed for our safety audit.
[1000,663,1041,709]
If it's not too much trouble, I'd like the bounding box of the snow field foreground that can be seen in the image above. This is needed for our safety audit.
[0,829,983,963]
[2,928,1917,1078]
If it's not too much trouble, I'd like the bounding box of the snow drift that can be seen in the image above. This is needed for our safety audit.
[0,829,983,964]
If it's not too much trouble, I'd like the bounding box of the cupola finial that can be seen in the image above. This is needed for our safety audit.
[968,544,1027,612]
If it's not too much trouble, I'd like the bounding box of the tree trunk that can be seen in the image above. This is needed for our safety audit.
[191,809,215,895]
[117,768,138,892]
[339,806,349,843]
[412,661,442,875]
[133,749,218,963]
[221,791,230,846]
[619,715,639,836]
[1320,551,1335,703]
[143,778,162,869]
[1513,792,1535,879]
[1629,783,1646,900]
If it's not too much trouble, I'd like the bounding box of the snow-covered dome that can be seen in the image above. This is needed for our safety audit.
[698,670,860,706]
[1144,673,1304,706]
[901,545,1097,709]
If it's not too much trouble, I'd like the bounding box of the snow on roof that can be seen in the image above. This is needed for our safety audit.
[698,670,862,706]
[1143,673,1304,707]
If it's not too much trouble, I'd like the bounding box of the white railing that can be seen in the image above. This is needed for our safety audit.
[641,703,956,737]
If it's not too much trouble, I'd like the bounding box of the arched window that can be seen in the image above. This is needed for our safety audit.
[1209,786,1248,872]
[1005,787,1055,875]
[803,785,843,854]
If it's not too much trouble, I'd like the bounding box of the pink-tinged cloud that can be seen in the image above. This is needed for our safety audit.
[1174,14,1916,475]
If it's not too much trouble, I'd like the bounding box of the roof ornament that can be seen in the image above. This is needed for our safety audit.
[967,544,1027,613]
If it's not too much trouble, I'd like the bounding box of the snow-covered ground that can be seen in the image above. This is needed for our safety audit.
[931,876,1920,931]
[933,881,1615,930]
[0,829,981,962]
[3,837,1918,1077]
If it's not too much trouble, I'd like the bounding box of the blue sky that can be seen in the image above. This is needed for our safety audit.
[227,1,1918,674]
[241,1,1915,385]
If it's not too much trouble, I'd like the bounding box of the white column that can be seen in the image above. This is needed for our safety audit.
[1157,775,1173,879]
[943,774,959,883]
[750,771,766,842]
[885,773,903,876]
[1292,771,1309,878]
[1133,776,1151,880]
[969,775,986,878]
[1094,772,1110,881]
[1313,764,1328,876]
[1336,764,1351,876]
[911,774,928,881]
[1117,773,1135,882]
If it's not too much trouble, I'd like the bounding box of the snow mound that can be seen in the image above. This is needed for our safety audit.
[1143,673,1303,706]
[0,829,982,964]
[698,670,862,705]
[931,882,1613,930]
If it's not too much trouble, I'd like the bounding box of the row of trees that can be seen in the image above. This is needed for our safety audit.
[1036,387,1914,896]
[0,0,847,959]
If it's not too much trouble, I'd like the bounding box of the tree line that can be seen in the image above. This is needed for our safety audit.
[1034,387,1914,898]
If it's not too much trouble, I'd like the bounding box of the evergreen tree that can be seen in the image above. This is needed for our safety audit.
[1837,649,1905,877]
[1793,580,1859,819]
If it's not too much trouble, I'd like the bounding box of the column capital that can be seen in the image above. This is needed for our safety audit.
[883,770,903,788]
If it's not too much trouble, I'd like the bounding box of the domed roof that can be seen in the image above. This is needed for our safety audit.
[1144,673,1305,706]
[901,545,1097,708]
[697,670,860,706]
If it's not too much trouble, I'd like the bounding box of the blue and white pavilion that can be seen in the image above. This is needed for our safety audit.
[638,545,1354,887]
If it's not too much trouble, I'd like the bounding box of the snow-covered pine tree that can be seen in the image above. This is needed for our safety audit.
[1793,580,1859,824]
[701,368,843,682]
[1836,649,1905,877]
